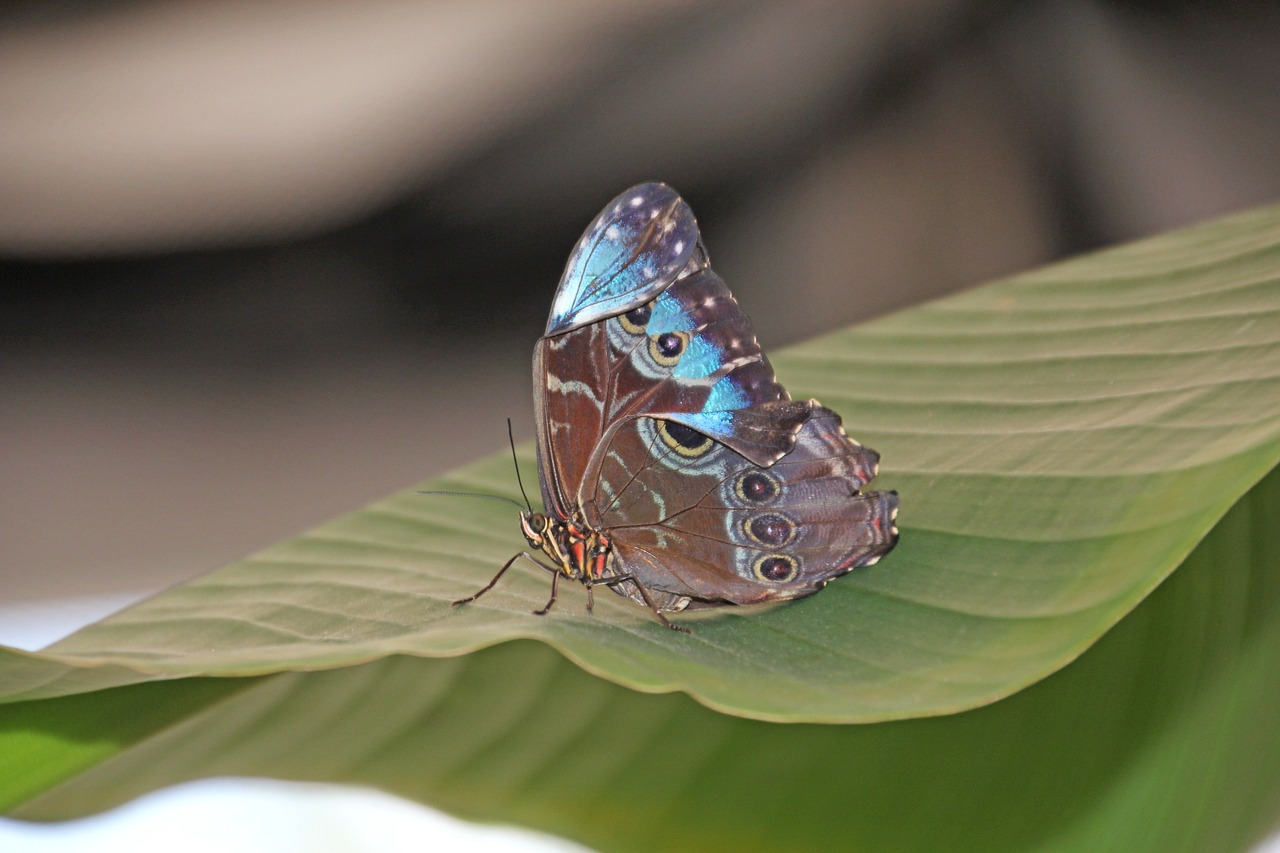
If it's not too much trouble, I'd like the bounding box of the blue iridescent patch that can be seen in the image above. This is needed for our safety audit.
[647,289,698,335]
[703,374,751,412]
[672,335,722,379]
[546,183,699,335]
[678,409,735,437]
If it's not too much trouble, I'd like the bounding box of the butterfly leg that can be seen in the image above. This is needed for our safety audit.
[583,574,620,613]
[592,574,690,634]
[533,572,560,616]
[636,583,690,634]
[453,551,550,607]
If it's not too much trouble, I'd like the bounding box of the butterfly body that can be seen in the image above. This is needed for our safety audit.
[459,183,899,630]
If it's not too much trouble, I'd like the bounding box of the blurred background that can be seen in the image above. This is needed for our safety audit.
[1,0,1279,847]
[4,0,1280,606]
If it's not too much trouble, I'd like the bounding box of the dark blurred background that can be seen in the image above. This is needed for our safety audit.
[2,0,1278,607]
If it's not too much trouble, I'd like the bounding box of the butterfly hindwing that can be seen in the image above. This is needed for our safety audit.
[585,403,898,608]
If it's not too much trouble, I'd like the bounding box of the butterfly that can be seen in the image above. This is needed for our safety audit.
[455,182,899,632]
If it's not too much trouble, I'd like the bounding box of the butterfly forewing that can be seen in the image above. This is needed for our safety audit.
[534,265,812,518]
[546,183,702,335]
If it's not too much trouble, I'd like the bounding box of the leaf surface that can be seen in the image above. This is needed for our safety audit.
[6,468,1280,851]
[2,205,1279,729]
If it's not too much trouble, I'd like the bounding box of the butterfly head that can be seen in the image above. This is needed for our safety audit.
[519,511,551,550]
[519,509,613,583]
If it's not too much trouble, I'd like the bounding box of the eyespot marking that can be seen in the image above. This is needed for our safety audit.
[619,303,652,334]
[743,513,796,547]
[735,471,779,504]
[657,419,714,457]
[649,331,688,366]
[753,554,798,583]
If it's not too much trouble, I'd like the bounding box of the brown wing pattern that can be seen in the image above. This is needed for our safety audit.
[534,267,809,519]
[586,402,899,608]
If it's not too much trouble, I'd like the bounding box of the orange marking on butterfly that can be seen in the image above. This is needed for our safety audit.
[592,535,611,578]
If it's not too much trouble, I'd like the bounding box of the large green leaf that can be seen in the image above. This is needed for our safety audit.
[3,206,1280,727]
[5,466,1280,851]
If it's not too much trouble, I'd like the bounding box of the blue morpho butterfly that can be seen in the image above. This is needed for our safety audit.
[453,182,899,632]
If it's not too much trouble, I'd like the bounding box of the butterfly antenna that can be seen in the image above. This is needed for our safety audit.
[508,418,534,513]
[416,490,527,511]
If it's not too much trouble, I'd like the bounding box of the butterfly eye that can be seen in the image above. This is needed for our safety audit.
[743,513,795,547]
[520,512,548,544]
[648,331,688,366]
[618,303,653,334]
[753,554,798,583]
[735,471,779,504]
[657,419,714,457]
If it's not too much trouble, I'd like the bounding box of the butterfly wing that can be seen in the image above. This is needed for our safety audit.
[534,267,809,518]
[586,404,899,608]
[532,182,898,616]
[534,183,810,518]
[545,182,702,336]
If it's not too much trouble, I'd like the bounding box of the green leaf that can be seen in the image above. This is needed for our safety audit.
[3,206,1280,727]
[5,467,1280,851]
